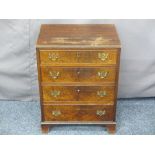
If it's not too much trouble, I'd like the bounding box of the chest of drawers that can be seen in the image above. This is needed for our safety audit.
[36,24,121,134]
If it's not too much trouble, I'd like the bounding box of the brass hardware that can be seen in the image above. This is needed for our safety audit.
[48,53,59,61]
[52,110,61,116]
[49,71,60,79]
[98,53,109,61]
[96,110,106,116]
[98,71,108,79]
[51,90,61,98]
[97,91,107,97]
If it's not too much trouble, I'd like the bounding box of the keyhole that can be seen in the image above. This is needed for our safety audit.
[77,89,80,93]
[77,71,80,75]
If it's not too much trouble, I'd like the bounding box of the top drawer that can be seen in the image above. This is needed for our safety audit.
[39,49,118,66]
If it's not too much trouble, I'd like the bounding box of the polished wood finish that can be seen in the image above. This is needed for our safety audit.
[36,24,121,134]
[41,66,116,83]
[42,86,115,102]
[43,105,114,121]
[39,49,118,65]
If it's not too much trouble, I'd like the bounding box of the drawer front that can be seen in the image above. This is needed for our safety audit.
[41,67,116,83]
[39,50,118,65]
[42,86,115,102]
[42,105,114,121]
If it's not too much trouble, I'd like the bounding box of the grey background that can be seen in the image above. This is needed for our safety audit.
[0,19,155,101]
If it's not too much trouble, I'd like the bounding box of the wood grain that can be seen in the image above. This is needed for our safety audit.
[41,66,117,83]
[39,49,118,66]
[36,24,121,134]
[42,105,114,121]
[42,86,115,102]
[36,24,121,48]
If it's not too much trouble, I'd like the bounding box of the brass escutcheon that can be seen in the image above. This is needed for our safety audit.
[76,52,80,58]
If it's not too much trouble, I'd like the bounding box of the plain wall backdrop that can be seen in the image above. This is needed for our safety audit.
[0,19,155,101]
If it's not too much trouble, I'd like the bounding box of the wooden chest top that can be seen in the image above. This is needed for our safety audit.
[36,24,121,48]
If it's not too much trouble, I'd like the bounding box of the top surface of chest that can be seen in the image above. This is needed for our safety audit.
[36,24,121,48]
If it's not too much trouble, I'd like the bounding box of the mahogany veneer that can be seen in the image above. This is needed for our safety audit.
[36,24,121,134]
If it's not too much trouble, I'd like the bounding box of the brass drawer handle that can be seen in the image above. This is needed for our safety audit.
[96,110,106,116]
[97,91,107,97]
[98,53,109,61]
[48,53,59,61]
[52,110,61,116]
[49,71,60,79]
[51,90,61,98]
[98,71,108,79]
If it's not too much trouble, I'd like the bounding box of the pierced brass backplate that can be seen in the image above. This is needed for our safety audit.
[51,90,61,98]
[98,71,108,79]
[48,53,59,61]
[49,71,60,79]
[52,110,61,116]
[96,110,106,116]
[97,91,107,97]
[98,53,109,61]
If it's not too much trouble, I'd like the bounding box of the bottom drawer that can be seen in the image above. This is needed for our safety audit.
[42,105,115,121]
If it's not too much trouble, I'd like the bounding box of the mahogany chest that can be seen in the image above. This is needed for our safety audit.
[36,24,121,134]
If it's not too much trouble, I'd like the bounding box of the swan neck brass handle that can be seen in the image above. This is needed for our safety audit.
[52,110,61,116]
[48,53,59,61]
[98,53,109,61]
[98,71,108,79]
[97,91,107,97]
[51,90,61,98]
[49,71,60,79]
[96,110,106,116]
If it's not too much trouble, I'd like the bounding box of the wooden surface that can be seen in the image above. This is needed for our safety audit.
[36,24,121,134]
[37,24,121,48]
[39,49,118,66]
[42,105,114,121]
[41,66,116,83]
[42,86,115,102]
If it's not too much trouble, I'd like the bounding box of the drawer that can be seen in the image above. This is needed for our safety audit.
[39,50,118,65]
[41,67,116,83]
[42,86,115,102]
[42,105,114,121]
